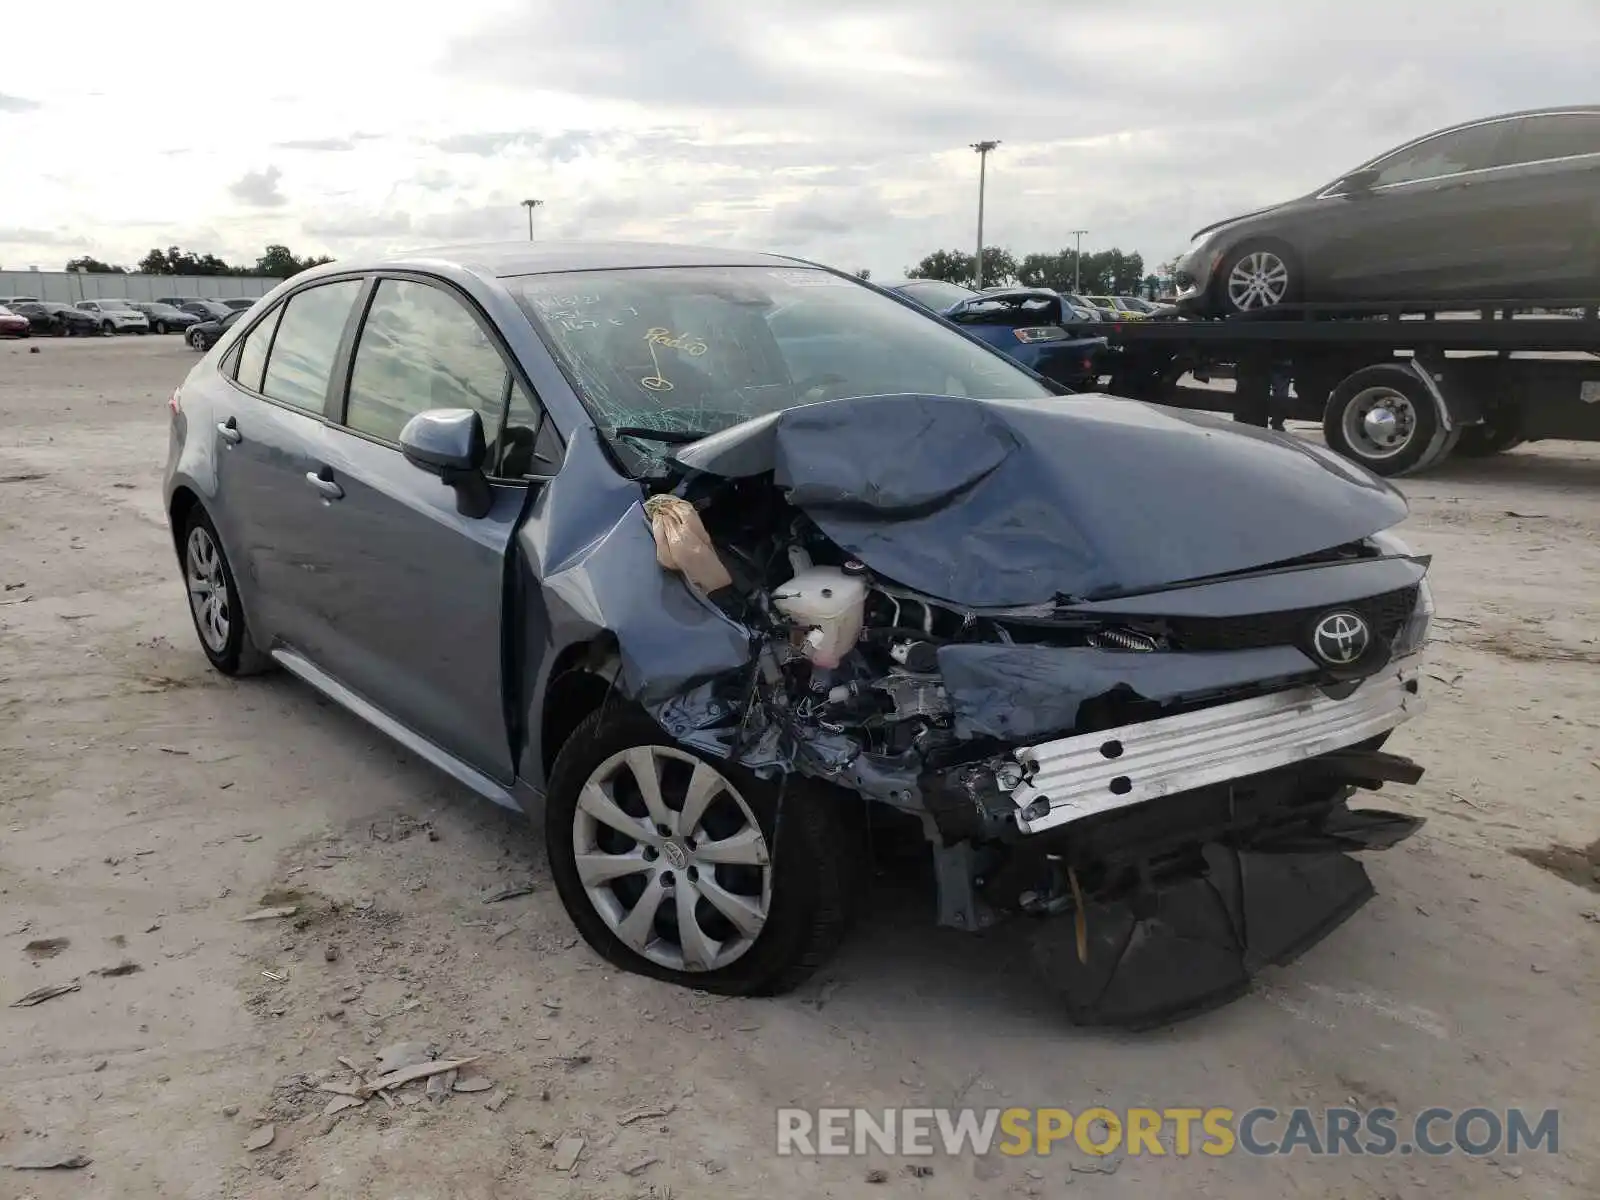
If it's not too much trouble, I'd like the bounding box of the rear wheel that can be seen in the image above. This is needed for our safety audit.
[181,506,273,676]
[153,320,168,334]
[1454,413,1524,458]
[545,707,852,996]
[101,320,115,336]
[187,328,205,350]
[1323,364,1445,476]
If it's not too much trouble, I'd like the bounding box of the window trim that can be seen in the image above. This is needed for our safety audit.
[331,270,564,480]
[1316,115,1520,198]
[218,273,371,421]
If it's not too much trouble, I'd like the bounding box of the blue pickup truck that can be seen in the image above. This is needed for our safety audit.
[886,279,1106,390]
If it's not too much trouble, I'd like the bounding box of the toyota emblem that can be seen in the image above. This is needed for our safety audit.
[1312,611,1371,666]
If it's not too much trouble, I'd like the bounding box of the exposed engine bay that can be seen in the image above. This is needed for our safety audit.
[611,393,1433,1024]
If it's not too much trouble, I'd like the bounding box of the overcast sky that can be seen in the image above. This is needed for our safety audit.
[3,1,1596,278]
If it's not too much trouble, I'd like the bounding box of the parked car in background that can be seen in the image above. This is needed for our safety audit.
[0,295,41,306]
[156,296,203,308]
[1176,106,1600,317]
[1084,295,1148,319]
[886,279,1106,389]
[161,242,1433,1021]
[181,299,234,323]
[76,300,151,334]
[0,305,31,337]
[186,308,243,350]
[1062,293,1117,320]
[219,298,258,311]
[11,301,103,336]
[131,302,202,334]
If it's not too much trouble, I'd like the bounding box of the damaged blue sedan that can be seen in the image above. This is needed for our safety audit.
[163,242,1432,1024]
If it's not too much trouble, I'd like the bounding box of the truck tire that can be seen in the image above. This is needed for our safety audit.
[1323,364,1443,476]
[1454,414,1525,458]
[545,706,852,996]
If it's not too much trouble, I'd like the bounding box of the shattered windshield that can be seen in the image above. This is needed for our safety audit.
[509,266,1050,459]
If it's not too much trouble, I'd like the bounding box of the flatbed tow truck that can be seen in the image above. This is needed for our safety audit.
[1072,300,1600,475]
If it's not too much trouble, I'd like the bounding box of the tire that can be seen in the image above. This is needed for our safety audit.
[1454,414,1525,458]
[101,321,115,336]
[1323,364,1443,476]
[154,320,168,334]
[188,329,204,350]
[545,706,852,996]
[180,506,273,676]
[1215,242,1299,316]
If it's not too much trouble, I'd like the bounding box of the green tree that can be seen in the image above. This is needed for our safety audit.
[977,246,1019,288]
[255,244,333,277]
[64,255,126,273]
[1018,250,1080,292]
[906,249,974,286]
[906,247,1017,289]
[854,267,872,281]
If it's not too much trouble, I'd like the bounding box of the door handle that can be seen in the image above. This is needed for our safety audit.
[305,470,344,501]
[217,417,242,444]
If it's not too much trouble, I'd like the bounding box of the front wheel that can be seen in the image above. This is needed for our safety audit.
[1217,243,1298,316]
[187,329,204,350]
[545,707,852,996]
[1323,364,1446,476]
[101,321,115,336]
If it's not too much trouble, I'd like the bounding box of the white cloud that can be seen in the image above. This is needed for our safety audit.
[229,166,288,208]
[0,0,1596,275]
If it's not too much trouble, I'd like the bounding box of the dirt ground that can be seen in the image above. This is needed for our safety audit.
[1,335,1596,1199]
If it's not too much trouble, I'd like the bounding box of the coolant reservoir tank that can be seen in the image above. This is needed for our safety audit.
[772,566,868,669]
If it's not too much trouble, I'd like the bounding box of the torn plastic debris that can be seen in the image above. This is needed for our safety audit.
[1028,843,1386,1027]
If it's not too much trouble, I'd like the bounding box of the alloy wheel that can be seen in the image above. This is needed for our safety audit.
[1226,250,1291,311]
[572,745,772,973]
[185,525,231,654]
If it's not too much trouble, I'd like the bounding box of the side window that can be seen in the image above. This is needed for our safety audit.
[1369,122,1506,187]
[1501,114,1600,165]
[260,280,363,414]
[234,306,283,392]
[346,279,510,448]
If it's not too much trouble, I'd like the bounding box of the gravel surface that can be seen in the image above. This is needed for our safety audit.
[1,335,1596,1198]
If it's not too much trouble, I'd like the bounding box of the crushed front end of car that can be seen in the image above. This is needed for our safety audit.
[605,392,1430,1024]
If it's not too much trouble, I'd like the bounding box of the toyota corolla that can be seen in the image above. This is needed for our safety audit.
[163,242,1432,1024]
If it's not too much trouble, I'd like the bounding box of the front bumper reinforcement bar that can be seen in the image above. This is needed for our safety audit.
[1009,655,1423,835]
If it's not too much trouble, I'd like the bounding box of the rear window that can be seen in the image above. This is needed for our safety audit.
[1503,113,1600,165]
[259,280,362,414]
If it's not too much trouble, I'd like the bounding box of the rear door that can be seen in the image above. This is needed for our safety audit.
[1318,119,1514,299]
[209,278,366,654]
[1480,112,1600,296]
[294,275,550,781]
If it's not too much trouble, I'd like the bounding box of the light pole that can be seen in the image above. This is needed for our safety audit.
[521,198,543,241]
[1069,229,1088,295]
[970,140,1000,290]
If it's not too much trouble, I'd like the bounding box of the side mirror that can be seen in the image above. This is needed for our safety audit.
[399,408,492,518]
[1339,167,1380,193]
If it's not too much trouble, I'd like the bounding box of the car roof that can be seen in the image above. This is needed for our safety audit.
[323,240,814,280]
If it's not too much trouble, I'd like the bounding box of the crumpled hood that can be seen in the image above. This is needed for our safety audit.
[673,393,1407,608]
